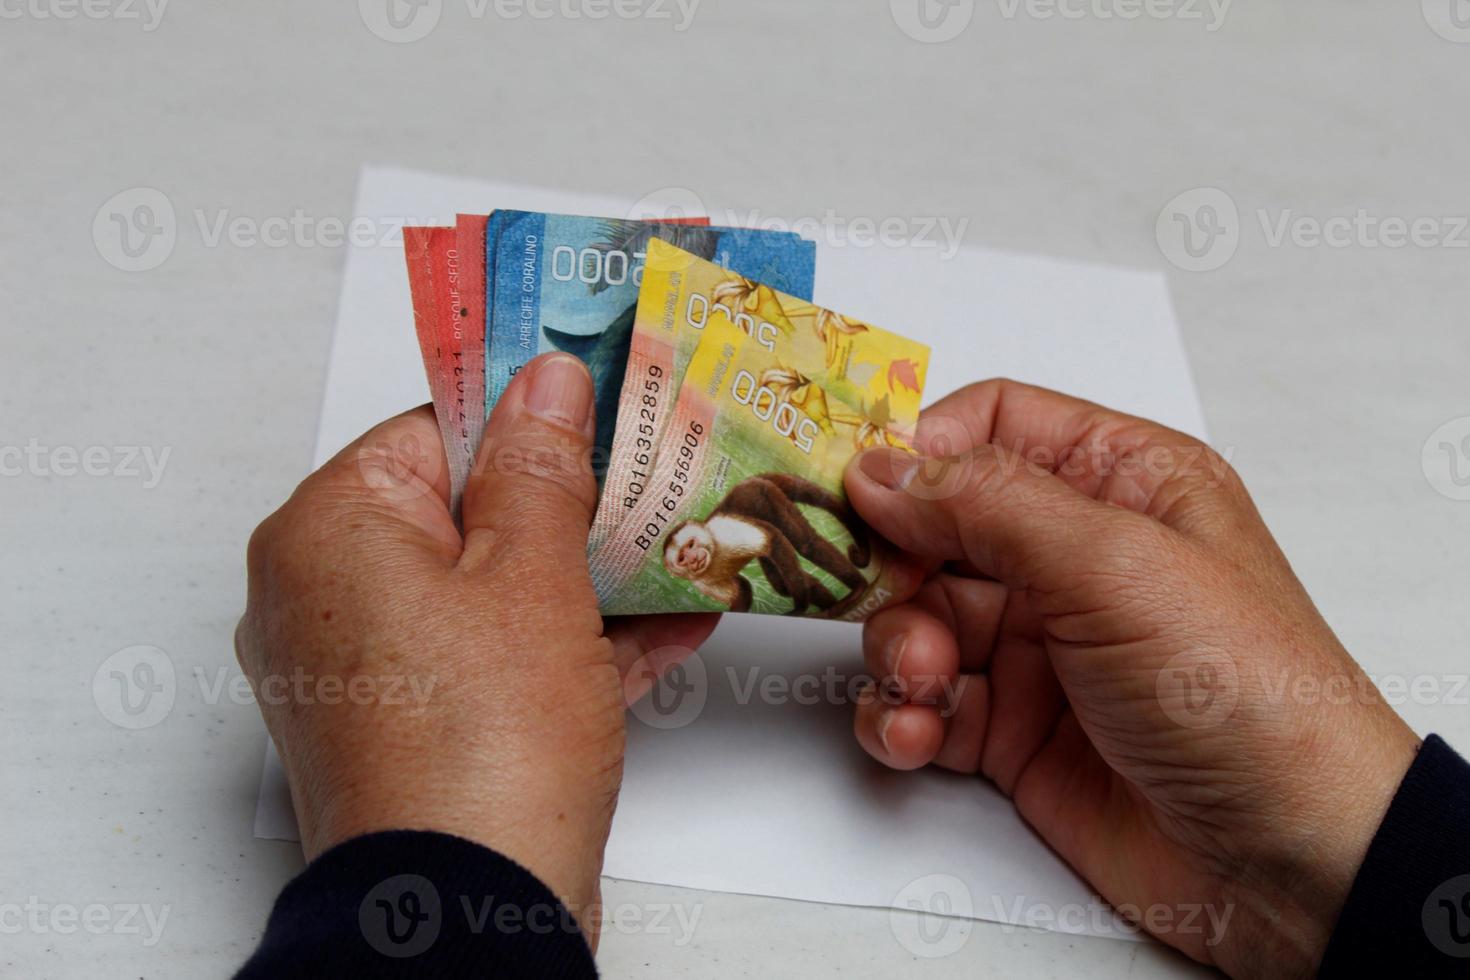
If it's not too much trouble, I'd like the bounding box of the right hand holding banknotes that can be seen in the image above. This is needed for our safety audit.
[843,379,1420,977]
[240,362,1422,975]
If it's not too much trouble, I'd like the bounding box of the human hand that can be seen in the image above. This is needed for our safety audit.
[236,353,718,937]
[843,380,1418,978]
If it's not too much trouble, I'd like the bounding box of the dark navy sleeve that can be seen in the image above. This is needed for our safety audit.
[1319,734,1470,976]
[237,830,598,979]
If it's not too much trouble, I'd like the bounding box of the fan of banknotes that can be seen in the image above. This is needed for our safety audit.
[404,210,931,622]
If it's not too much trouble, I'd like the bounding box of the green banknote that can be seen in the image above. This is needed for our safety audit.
[590,303,930,621]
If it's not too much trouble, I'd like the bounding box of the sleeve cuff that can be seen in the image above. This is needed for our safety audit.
[237,829,598,978]
[1319,734,1470,976]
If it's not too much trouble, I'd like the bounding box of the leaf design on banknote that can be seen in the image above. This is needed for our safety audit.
[711,276,794,335]
[832,395,909,450]
[887,358,923,394]
[814,309,869,373]
[711,275,764,312]
[761,366,836,437]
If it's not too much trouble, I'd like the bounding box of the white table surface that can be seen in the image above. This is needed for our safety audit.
[3,2,1468,976]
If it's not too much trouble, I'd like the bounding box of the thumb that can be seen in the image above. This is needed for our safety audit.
[844,444,1163,598]
[460,353,598,574]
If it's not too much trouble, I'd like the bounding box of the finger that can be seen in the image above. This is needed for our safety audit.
[846,441,1163,599]
[605,613,722,703]
[460,353,597,575]
[861,590,999,775]
[287,405,460,558]
[863,597,959,707]
[908,574,1014,674]
[853,695,946,772]
[914,379,1251,543]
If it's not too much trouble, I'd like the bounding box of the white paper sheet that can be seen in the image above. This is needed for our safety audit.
[254,165,1208,941]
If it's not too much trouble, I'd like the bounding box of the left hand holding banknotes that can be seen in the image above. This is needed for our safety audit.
[843,380,1419,977]
[235,352,719,939]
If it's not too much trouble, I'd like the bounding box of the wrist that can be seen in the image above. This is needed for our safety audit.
[1215,714,1419,977]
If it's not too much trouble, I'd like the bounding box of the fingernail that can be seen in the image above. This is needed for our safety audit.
[877,709,896,754]
[859,449,917,491]
[884,635,908,678]
[524,355,593,433]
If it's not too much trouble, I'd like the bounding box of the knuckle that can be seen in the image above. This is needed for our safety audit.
[244,509,285,581]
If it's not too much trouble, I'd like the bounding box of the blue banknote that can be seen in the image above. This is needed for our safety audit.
[484,211,817,467]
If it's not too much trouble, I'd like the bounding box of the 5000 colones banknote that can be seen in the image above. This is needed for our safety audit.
[592,239,926,548]
[590,297,929,621]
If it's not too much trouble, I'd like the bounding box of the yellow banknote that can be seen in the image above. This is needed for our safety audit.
[590,302,930,621]
[592,239,929,550]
